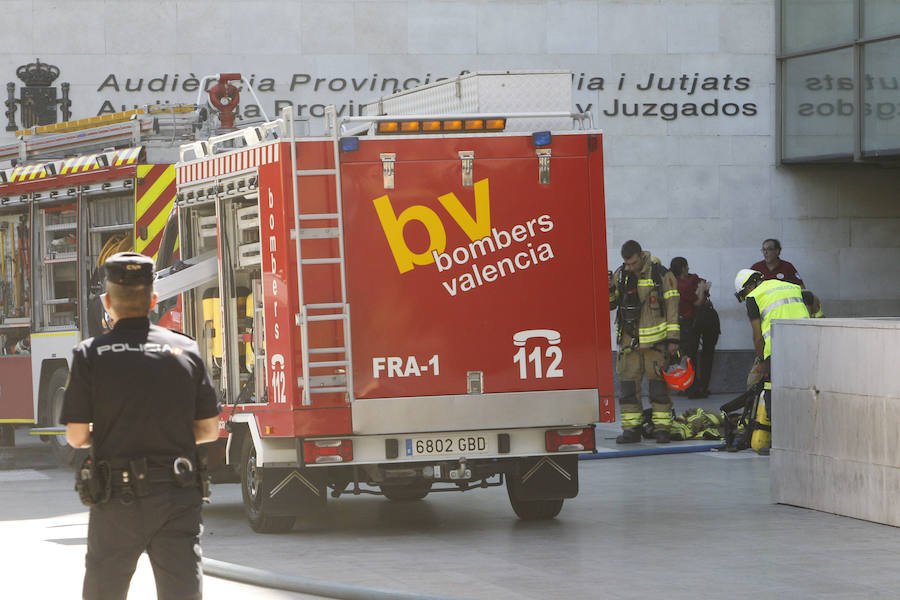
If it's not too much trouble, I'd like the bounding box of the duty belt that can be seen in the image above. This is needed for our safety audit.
[108,456,200,504]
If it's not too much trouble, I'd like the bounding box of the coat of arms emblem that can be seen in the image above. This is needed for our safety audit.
[5,58,72,131]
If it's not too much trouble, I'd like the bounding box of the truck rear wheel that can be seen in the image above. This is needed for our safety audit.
[507,483,564,520]
[505,455,577,520]
[43,367,88,467]
[240,435,296,533]
[381,481,431,501]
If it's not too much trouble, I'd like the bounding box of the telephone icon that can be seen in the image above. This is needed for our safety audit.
[512,329,561,347]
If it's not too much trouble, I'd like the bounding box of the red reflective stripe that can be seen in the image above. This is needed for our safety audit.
[141,228,165,259]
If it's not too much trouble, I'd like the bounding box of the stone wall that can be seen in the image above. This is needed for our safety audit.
[1,1,897,351]
[770,318,900,526]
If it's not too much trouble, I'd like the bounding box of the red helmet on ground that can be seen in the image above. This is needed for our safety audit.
[663,356,695,391]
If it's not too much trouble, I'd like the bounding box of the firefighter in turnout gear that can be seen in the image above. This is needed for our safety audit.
[734,268,810,455]
[609,240,680,443]
[60,252,220,600]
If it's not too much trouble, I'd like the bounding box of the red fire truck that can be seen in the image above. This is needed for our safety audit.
[163,72,615,531]
[0,104,199,458]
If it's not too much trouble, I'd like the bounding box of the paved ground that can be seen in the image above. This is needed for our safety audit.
[3,394,900,599]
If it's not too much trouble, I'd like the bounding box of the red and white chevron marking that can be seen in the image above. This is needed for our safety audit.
[177,142,280,185]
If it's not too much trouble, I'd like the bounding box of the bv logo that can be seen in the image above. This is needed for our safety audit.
[373,178,491,273]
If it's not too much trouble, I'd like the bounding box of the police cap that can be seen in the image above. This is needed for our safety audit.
[103,252,155,286]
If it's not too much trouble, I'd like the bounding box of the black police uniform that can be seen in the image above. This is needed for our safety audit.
[60,253,220,600]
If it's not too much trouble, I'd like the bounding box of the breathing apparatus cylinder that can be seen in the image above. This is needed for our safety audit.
[750,391,771,451]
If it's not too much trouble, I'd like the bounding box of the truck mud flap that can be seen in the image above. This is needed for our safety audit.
[508,455,579,501]
[258,466,327,517]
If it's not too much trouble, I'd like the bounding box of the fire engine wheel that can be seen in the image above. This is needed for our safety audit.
[44,367,87,467]
[506,482,564,521]
[381,481,432,501]
[240,435,296,534]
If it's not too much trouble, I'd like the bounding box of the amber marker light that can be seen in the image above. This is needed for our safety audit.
[400,121,421,132]
[443,120,463,131]
[485,118,506,130]
[464,119,485,130]
[377,121,400,133]
[422,120,442,131]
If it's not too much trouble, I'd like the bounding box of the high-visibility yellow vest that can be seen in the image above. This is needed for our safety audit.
[747,280,809,359]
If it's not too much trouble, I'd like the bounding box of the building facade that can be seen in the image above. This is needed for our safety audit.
[1,0,897,351]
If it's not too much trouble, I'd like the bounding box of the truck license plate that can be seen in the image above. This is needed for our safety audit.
[405,435,489,457]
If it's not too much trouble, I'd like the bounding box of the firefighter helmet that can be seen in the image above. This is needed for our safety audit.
[733,269,762,302]
[663,355,694,391]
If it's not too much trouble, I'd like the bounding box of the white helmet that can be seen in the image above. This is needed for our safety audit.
[734,269,762,302]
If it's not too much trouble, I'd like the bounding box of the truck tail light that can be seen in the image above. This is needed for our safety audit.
[304,439,353,464]
[545,428,595,452]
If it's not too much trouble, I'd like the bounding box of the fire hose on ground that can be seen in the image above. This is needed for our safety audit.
[579,443,725,460]
[201,557,463,600]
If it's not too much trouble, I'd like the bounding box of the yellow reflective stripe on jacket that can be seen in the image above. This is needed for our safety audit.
[760,296,805,320]
[637,278,655,287]
[666,323,680,335]
[663,289,679,300]
[639,321,667,343]
[748,280,808,358]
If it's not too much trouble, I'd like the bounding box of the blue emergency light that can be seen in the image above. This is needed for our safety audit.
[532,131,552,147]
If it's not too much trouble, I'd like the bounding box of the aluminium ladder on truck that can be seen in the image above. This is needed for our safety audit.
[0,103,200,165]
[291,106,354,406]
[164,108,356,405]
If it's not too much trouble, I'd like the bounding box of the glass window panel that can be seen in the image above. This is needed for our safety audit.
[862,38,900,154]
[782,49,855,160]
[781,0,854,55]
[863,0,900,38]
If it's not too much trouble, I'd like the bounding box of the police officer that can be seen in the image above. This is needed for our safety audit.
[61,252,220,600]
